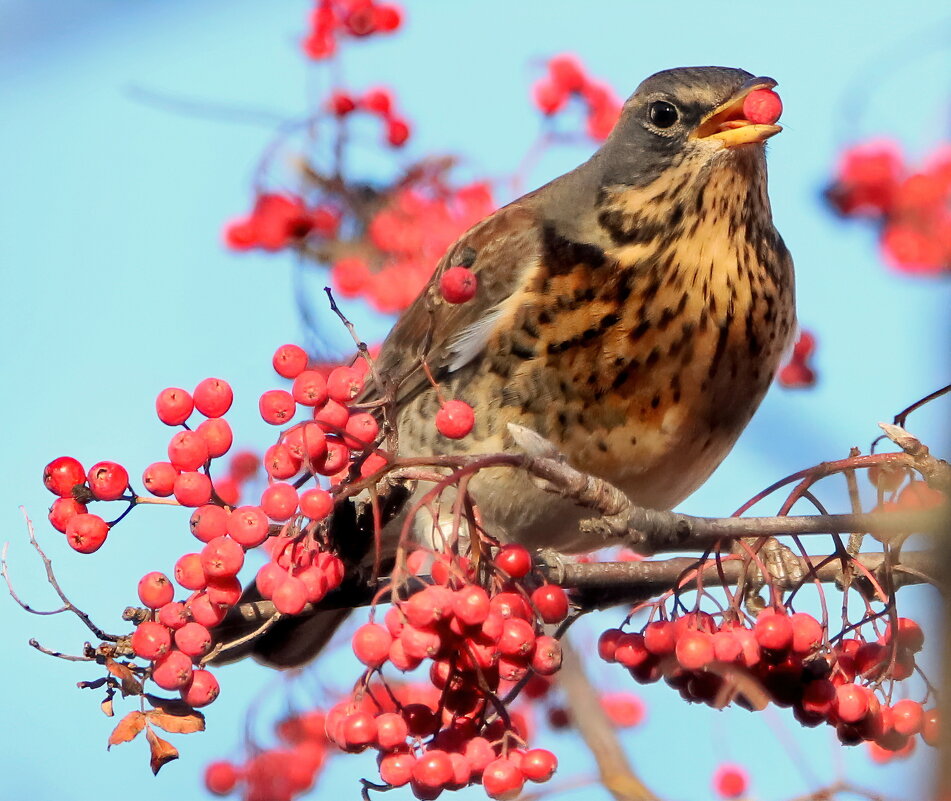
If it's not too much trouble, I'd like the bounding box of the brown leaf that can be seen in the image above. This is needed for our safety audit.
[104,658,143,697]
[107,711,146,748]
[101,697,115,717]
[146,709,205,735]
[145,726,179,775]
[145,693,205,720]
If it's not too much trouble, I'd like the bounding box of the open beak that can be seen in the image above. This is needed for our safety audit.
[693,77,782,147]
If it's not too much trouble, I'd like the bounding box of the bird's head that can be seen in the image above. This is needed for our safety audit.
[599,66,782,187]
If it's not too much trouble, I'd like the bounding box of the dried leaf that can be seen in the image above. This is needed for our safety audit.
[146,726,179,775]
[101,697,114,717]
[144,693,204,718]
[107,711,146,748]
[104,658,143,697]
[147,709,205,735]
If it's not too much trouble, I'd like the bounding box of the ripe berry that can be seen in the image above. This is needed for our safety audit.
[675,630,715,670]
[601,692,645,727]
[292,370,329,407]
[494,544,532,578]
[65,513,109,553]
[138,571,174,608]
[835,683,870,723]
[742,88,782,125]
[175,553,207,590]
[155,387,194,426]
[142,461,178,497]
[614,632,651,669]
[131,621,172,660]
[188,591,227,627]
[48,497,87,533]
[168,431,209,472]
[411,750,454,791]
[175,622,213,657]
[43,456,86,497]
[181,668,220,707]
[259,389,296,425]
[151,650,193,690]
[299,488,334,521]
[189,505,230,544]
[158,601,188,630]
[385,118,410,147]
[884,617,925,653]
[264,443,302,480]
[86,461,129,501]
[439,266,478,304]
[379,751,415,786]
[520,748,558,782]
[482,757,525,800]
[192,378,233,418]
[314,398,350,433]
[196,418,233,458]
[891,699,924,736]
[754,609,794,651]
[173,471,213,507]
[352,623,392,668]
[713,763,749,799]
[531,585,569,623]
[340,711,377,752]
[315,438,350,476]
[204,761,241,795]
[260,483,299,522]
[922,708,939,746]
[790,612,824,653]
[200,536,245,579]
[532,635,563,675]
[227,505,270,548]
[272,575,308,615]
[343,412,379,449]
[499,618,537,657]
[207,576,242,607]
[453,585,491,627]
[272,344,308,379]
[326,366,364,403]
[435,400,474,439]
[643,620,677,655]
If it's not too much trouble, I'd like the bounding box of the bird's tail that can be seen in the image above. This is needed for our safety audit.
[209,583,352,669]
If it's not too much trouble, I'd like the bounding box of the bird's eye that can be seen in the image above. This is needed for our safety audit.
[648,100,679,129]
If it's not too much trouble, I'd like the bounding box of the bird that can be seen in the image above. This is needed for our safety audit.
[215,65,796,668]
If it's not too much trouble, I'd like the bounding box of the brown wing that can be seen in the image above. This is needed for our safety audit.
[363,200,544,406]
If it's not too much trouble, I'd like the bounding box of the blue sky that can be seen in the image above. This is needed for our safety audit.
[1,2,949,800]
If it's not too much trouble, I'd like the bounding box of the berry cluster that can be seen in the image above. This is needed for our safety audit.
[777,328,817,389]
[531,54,623,141]
[303,0,402,60]
[825,140,950,275]
[327,86,411,147]
[224,193,340,253]
[599,609,937,757]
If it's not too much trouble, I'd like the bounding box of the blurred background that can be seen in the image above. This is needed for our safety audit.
[1,2,949,799]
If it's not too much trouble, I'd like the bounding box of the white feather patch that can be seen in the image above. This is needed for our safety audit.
[447,306,507,372]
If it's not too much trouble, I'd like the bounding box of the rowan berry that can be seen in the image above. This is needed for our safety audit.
[292,370,329,407]
[891,699,924,736]
[314,399,350,432]
[713,763,748,799]
[204,761,241,795]
[225,505,269,548]
[835,683,870,723]
[884,617,925,652]
[790,612,824,653]
[531,635,563,675]
[151,650,193,690]
[386,118,410,147]
[483,757,525,800]
[520,748,558,782]
[299,488,334,521]
[601,692,645,728]
[499,618,536,657]
[259,389,296,425]
[532,79,568,115]
[142,461,178,497]
[494,544,532,578]
[196,418,233,458]
[158,601,188,630]
[434,400,475,439]
[173,471,213,507]
[272,575,309,615]
[181,669,220,707]
[362,87,393,115]
[155,387,194,426]
[272,344,308,379]
[175,553,207,590]
[343,412,379,448]
[193,378,233,418]
[743,88,782,125]
[531,585,569,623]
[255,562,287,599]
[453,585,491,627]
[379,751,415,786]
[137,571,174,608]
[676,630,715,670]
[260,483,299,522]
[326,366,364,403]
[207,576,242,607]
[643,620,677,655]
[754,609,794,651]
[922,708,939,746]
[43,456,86,497]
[86,461,129,501]
[48,497,87,533]
[352,623,393,668]
[175,621,213,657]
[65,513,109,553]
[131,621,172,660]
[439,265,478,304]
[374,4,402,31]
[411,750,454,791]
[188,591,227,627]
[200,536,245,579]
[315,438,350,475]
[614,632,651,669]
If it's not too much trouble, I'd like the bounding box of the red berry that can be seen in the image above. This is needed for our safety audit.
[175,621,213,657]
[352,623,392,668]
[181,668,219,707]
[532,635,563,675]
[155,387,194,426]
[292,370,329,407]
[532,78,568,115]
[499,618,537,657]
[173,471,213,507]
[790,612,824,653]
[48,497,87,533]
[379,751,415,786]
[411,750,454,791]
[328,91,356,116]
[264,443,302,480]
[43,456,86,497]
[614,632,651,669]
[86,460,129,501]
[168,431,209,472]
[189,505,230,543]
[175,553,207,590]
[285,422,329,466]
[494,544,532,578]
[754,609,794,651]
[643,620,677,655]
[375,712,409,751]
[835,683,870,723]
[742,88,782,125]
[260,483,299,522]
[385,117,410,147]
[204,761,241,795]
[520,748,558,782]
[131,621,172,660]
[272,344,308,379]
[142,461,178,497]
[326,366,364,404]
[196,418,233,459]
[891,699,924,736]
[453,585,491,627]
[922,708,939,746]
[531,585,569,623]
[299,488,334,521]
[227,505,271,548]
[200,536,245,579]
[272,575,308,615]
[800,677,836,717]
[314,398,350,433]
[884,617,925,653]
[439,266,478,304]
[675,630,715,670]
[482,757,525,800]
[158,602,188,630]
[713,763,749,799]
[340,711,377,752]
[65,513,109,553]
[151,650,193,690]
[138,571,174,608]
[206,576,242,607]
[601,692,645,728]
[315,438,350,476]
[343,412,379,449]
[259,389,296,425]
[193,378,233,418]
[362,87,393,115]
[597,628,624,662]
[374,5,402,32]
[188,591,227,627]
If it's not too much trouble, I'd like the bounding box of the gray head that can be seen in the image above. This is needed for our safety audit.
[596,66,782,187]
